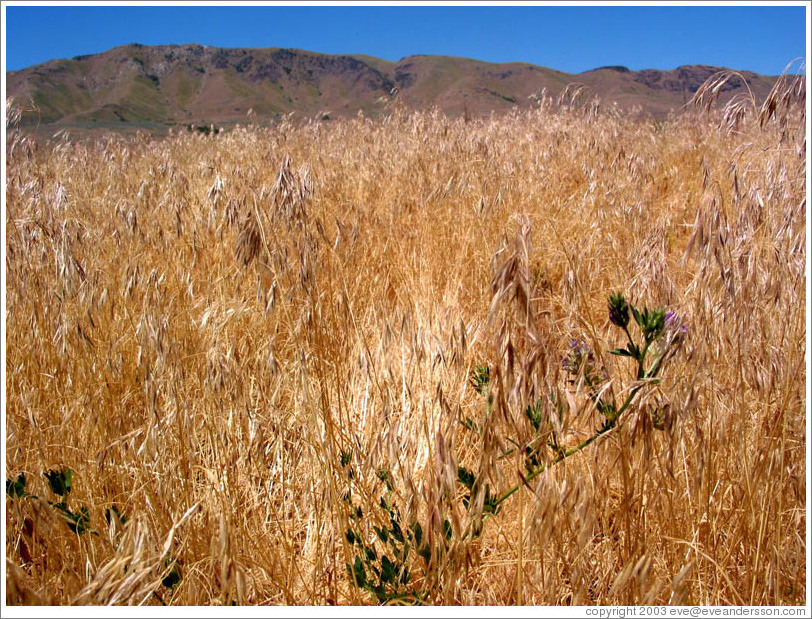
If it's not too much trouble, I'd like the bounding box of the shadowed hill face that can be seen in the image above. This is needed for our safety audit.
[6,43,783,130]
[631,65,764,93]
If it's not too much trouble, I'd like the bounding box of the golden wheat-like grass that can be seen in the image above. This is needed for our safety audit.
[4,84,806,607]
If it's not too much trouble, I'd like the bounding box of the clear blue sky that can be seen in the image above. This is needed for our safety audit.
[3,3,808,75]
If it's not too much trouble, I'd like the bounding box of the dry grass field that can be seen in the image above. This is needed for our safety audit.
[4,75,807,607]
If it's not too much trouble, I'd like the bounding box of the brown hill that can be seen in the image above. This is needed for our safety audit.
[6,43,783,132]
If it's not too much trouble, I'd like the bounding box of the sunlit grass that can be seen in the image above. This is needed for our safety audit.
[5,78,805,605]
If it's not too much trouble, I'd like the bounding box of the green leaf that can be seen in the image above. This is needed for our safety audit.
[418,544,431,563]
[162,559,182,590]
[6,473,27,499]
[651,308,666,339]
[610,347,633,357]
[483,486,500,515]
[364,546,377,562]
[65,506,91,535]
[390,519,404,544]
[470,365,490,396]
[596,401,618,422]
[375,526,389,544]
[525,399,544,431]
[460,416,480,433]
[443,519,453,542]
[377,468,394,491]
[44,468,72,497]
[524,445,541,471]
[631,306,643,329]
[352,557,367,588]
[380,555,397,584]
[410,521,423,547]
[340,450,352,468]
[370,584,388,603]
[346,528,358,545]
[457,466,476,490]
[600,417,617,432]
[639,307,666,342]
[105,504,127,525]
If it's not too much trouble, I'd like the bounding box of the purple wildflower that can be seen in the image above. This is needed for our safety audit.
[608,292,630,329]
[664,311,688,346]
[562,338,595,375]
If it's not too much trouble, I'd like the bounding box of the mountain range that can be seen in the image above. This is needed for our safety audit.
[6,43,783,132]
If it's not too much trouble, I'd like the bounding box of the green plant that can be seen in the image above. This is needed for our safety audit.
[364,290,683,583]
[468,292,686,513]
[6,467,98,536]
[162,558,183,590]
[341,459,435,604]
[46,468,98,536]
[6,473,33,499]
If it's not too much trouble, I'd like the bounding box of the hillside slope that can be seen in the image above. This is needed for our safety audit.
[6,43,782,129]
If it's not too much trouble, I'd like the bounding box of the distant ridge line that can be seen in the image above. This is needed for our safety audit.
[6,43,786,132]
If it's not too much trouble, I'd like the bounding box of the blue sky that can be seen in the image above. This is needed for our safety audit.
[3,3,808,75]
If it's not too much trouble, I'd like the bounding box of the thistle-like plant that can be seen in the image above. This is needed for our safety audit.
[474,292,686,512]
